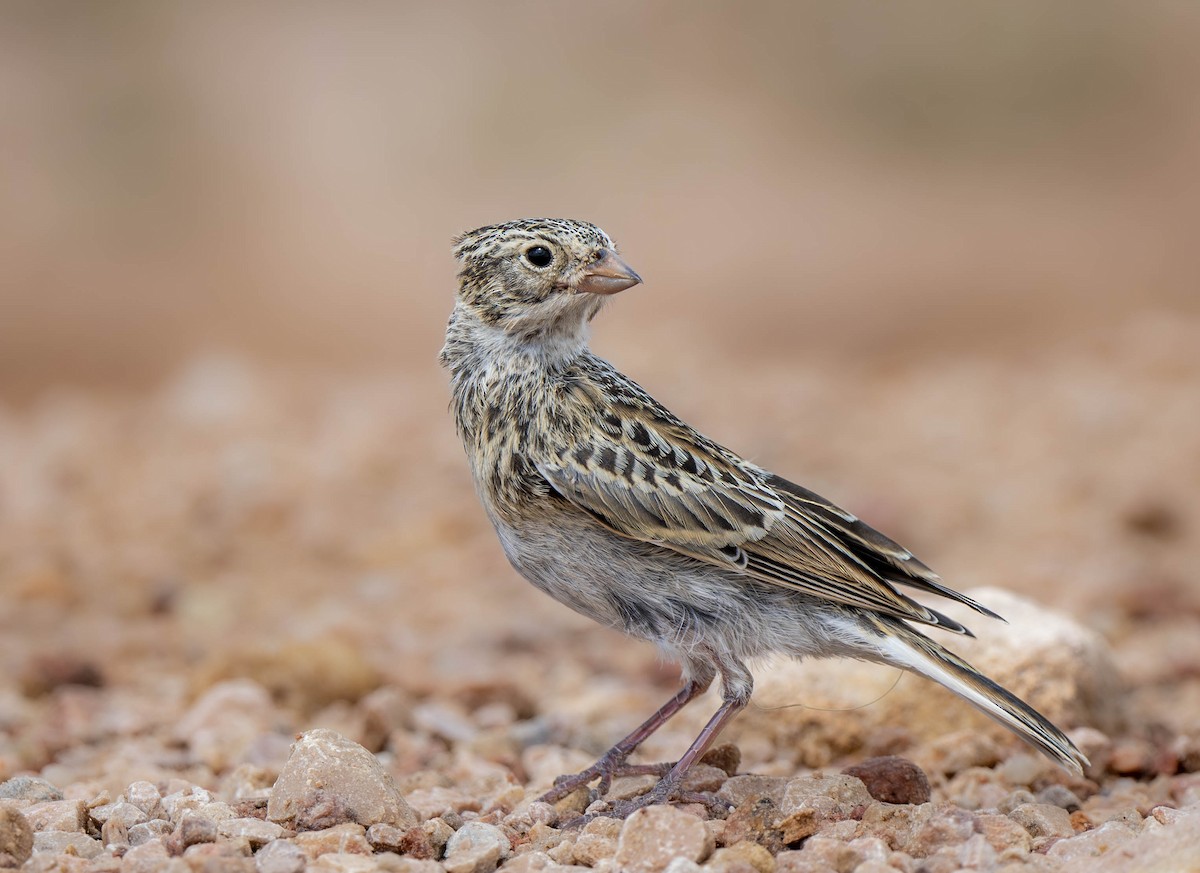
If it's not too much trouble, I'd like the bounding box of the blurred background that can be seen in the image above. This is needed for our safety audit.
[3,0,1199,395]
[1,0,1199,789]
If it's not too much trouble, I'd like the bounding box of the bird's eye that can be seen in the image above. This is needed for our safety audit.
[525,246,553,268]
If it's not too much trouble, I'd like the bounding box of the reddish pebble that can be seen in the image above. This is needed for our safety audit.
[843,756,932,805]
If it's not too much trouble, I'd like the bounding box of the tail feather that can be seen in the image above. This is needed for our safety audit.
[857,613,1088,775]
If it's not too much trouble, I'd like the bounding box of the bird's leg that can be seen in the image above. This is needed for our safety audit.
[602,668,752,821]
[539,677,711,806]
[606,692,748,817]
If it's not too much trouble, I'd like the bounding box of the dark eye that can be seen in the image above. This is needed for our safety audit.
[525,246,553,268]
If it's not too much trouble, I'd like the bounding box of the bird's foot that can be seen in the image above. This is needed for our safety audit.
[538,754,674,806]
[564,778,731,827]
[605,785,731,821]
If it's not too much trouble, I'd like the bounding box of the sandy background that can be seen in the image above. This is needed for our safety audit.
[1,2,1199,870]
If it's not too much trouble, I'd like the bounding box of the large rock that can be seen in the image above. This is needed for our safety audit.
[267,728,418,831]
[929,588,1124,731]
[723,588,1122,767]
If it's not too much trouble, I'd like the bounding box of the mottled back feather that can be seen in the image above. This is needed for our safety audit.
[535,357,996,635]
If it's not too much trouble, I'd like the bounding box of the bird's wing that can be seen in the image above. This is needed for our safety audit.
[739,472,1002,631]
[535,391,997,634]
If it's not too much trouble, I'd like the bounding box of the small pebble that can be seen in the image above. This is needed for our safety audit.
[1046,819,1136,863]
[570,831,617,866]
[1036,783,1083,811]
[24,799,87,833]
[660,859,704,873]
[223,764,278,805]
[1008,802,1074,850]
[918,730,1002,777]
[524,801,557,827]
[974,812,1032,856]
[255,839,307,873]
[777,773,872,843]
[904,803,977,858]
[0,778,62,805]
[783,835,861,871]
[998,753,1045,786]
[1109,739,1154,776]
[91,800,147,830]
[843,756,932,805]
[124,781,165,819]
[162,787,216,824]
[720,795,782,854]
[680,764,729,793]
[391,860,457,873]
[846,835,890,864]
[101,815,129,852]
[197,800,238,822]
[0,804,34,868]
[183,840,255,871]
[179,812,219,848]
[996,789,1036,814]
[292,823,371,859]
[365,822,406,852]
[957,833,997,868]
[613,806,712,873]
[128,820,173,846]
[705,840,774,873]
[218,817,288,848]
[717,775,789,809]
[699,744,742,778]
[443,821,510,873]
[32,831,102,859]
[116,838,170,873]
[175,679,278,771]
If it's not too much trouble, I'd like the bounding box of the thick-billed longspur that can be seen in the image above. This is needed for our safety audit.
[440,217,1086,819]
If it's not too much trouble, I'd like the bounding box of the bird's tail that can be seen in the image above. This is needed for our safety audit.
[854,613,1088,775]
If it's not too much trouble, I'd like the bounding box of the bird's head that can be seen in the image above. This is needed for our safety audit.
[451,218,641,342]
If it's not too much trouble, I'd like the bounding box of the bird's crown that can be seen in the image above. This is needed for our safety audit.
[453,218,612,262]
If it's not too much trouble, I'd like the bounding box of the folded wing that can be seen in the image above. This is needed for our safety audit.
[536,400,999,635]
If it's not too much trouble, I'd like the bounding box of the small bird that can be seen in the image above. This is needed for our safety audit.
[440,217,1086,818]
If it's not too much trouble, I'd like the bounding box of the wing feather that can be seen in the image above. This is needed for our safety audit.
[536,369,1000,633]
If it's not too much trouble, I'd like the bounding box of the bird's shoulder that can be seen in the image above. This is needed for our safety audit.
[552,356,760,484]
[535,355,784,548]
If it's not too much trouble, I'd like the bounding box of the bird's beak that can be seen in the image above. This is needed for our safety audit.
[574,250,642,295]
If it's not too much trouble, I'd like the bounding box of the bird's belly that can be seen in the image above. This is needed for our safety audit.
[486,506,826,662]
[491,512,641,631]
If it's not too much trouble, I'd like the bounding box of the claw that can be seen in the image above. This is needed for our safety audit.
[555,765,733,826]
[535,680,722,818]
[537,756,676,807]
[600,784,730,821]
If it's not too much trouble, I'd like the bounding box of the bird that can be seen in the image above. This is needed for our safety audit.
[440,217,1087,819]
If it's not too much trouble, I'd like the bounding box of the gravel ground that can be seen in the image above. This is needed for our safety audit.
[1,312,1198,872]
